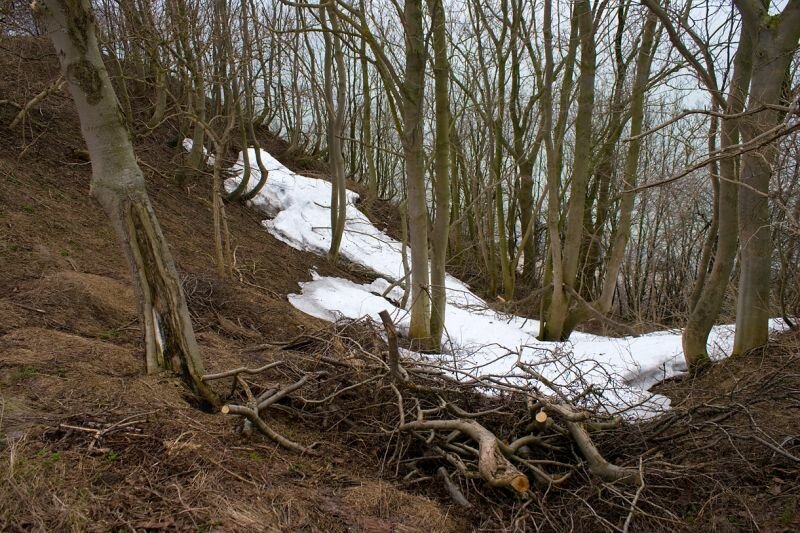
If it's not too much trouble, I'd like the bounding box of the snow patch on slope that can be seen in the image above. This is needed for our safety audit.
[207,140,784,417]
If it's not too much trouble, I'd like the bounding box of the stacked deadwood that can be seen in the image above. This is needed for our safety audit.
[377,311,641,499]
[207,315,642,506]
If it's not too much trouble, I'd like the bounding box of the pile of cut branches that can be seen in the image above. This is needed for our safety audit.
[202,315,682,529]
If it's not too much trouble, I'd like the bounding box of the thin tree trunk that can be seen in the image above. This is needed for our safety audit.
[428,0,451,351]
[541,0,595,341]
[681,22,754,366]
[688,115,720,312]
[361,38,378,210]
[402,0,431,346]
[592,12,658,317]
[322,5,348,263]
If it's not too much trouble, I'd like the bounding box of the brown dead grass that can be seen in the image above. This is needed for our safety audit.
[0,35,464,532]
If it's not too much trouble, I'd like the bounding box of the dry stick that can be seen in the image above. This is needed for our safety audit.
[547,402,641,485]
[221,369,325,453]
[378,310,438,393]
[533,410,549,431]
[442,400,510,419]
[381,270,411,299]
[437,466,472,507]
[378,310,408,383]
[236,376,256,437]
[622,459,646,533]
[508,434,562,453]
[517,362,640,483]
[221,404,316,455]
[202,361,284,381]
[257,373,326,411]
[747,433,800,464]
[8,301,46,314]
[8,77,66,129]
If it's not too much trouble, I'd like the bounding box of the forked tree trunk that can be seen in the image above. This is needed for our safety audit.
[33,0,219,407]
[564,11,658,336]
[540,0,595,341]
[681,19,754,366]
[733,0,800,355]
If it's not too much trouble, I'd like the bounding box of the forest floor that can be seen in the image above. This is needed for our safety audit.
[1,36,799,532]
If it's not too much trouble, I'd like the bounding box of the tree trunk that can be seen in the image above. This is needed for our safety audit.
[541,0,595,341]
[681,19,754,367]
[594,12,658,316]
[428,0,451,351]
[33,0,219,407]
[360,39,378,210]
[402,0,431,346]
[322,4,348,263]
[733,0,800,354]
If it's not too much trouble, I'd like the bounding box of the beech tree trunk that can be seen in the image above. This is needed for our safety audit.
[733,0,800,355]
[591,11,658,319]
[540,0,595,341]
[322,4,348,263]
[33,0,219,407]
[360,39,378,209]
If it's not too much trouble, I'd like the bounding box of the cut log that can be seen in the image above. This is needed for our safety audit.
[401,419,530,493]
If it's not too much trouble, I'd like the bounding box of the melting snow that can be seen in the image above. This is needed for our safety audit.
[202,140,785,418]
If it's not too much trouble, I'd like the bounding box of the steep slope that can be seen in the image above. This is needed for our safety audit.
[0,37,463,532]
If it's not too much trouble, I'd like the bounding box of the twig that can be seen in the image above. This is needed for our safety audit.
[202,361,284,381]
[622,459,646,533]
[437,467,472,507]
[9,301,46,314]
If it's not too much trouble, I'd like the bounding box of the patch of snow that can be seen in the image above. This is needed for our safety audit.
[192,139,788,418]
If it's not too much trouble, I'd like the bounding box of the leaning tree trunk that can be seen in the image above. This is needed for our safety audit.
[33,0,219,407]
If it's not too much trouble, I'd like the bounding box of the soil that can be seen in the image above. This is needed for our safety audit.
[1,35,798,532]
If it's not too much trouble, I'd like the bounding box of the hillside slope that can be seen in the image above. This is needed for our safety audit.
[1,37,799,532]
[0,37,463,532]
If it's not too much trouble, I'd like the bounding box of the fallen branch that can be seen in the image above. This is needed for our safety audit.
[546,401,640,485]
[221,404,317,455]
[202,361,284,381]
[400,419,530,493]
[9,301,46,314]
